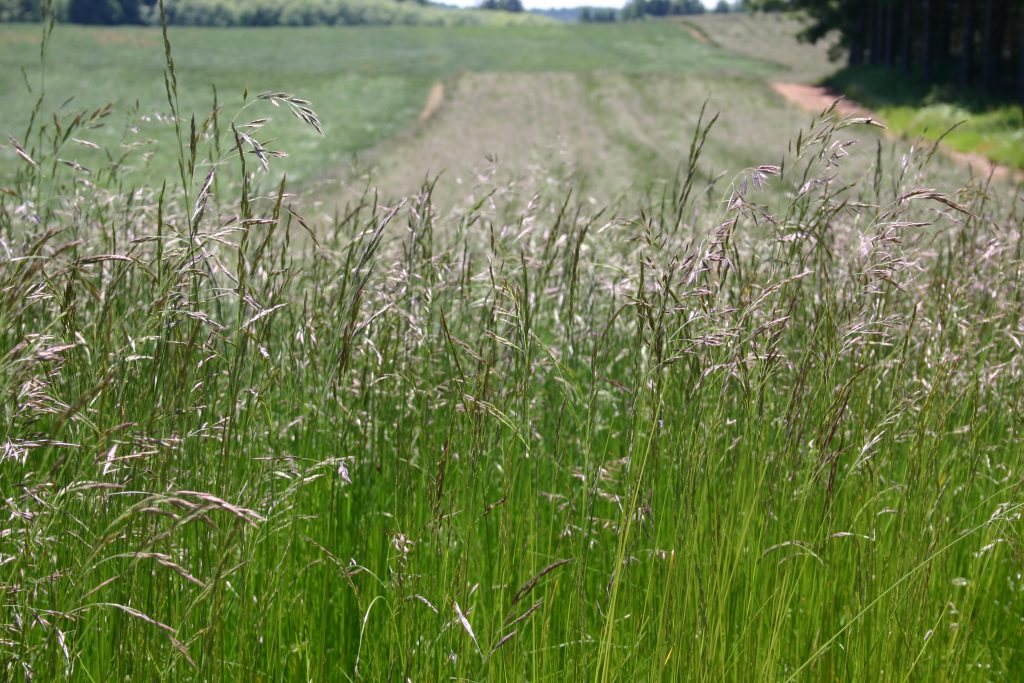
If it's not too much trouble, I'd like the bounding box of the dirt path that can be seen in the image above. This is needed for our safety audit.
[771,82,873,120]
[679,22,710,45]
[772,82,1023,184]
[418,82,445,123]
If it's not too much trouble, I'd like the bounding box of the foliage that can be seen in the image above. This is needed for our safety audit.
[580,6,617,22]
[742,0,788,10]
[621,0,704,21]
[67,0,142,24]
[0,0,41,21]
[480,0,522,13]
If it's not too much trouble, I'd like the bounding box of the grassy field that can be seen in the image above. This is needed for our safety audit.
[3,13,1024,683]
[686,13,840,83]
[0,22,774,192]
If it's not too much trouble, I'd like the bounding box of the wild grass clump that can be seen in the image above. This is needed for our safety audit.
[2,16,1023,682]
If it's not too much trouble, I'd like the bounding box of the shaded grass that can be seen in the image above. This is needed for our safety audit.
[827,66,1024,170]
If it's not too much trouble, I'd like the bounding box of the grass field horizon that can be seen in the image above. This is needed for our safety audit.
[4,17,1005,205]
[1,21,778,193]
[2,10,1024,682]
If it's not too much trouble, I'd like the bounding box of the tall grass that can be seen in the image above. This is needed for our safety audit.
[2,13,1023,682]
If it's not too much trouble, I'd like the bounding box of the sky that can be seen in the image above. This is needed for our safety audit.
[445,0,720,10]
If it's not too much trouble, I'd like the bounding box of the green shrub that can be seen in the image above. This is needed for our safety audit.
[0,0,42,21]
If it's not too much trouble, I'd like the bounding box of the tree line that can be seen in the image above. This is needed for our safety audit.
[748,0,1024,101]
[0,0,739,25]
[591,0,736,23]
[1,0,556,25]
[620,0,706,20]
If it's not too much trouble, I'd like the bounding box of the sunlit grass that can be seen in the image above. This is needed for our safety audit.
[880,103,1024,169]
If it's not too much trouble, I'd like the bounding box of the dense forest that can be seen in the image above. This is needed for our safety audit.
[750,0,1024,100]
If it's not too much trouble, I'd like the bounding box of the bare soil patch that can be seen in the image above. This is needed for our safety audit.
[771,82,873,120]
[418,82,445,123]
[0,28,40,46]
[679,23,710,45]
[90,29,159,48]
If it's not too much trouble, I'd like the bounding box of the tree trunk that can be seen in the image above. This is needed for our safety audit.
[923,0,933,81]
[870,1,881,65]
[981,0,993,93]
[878,1,887,66]
[991,0,1009,94]
[850,4,867,66]
[885,0,895,66]
[1019,5,1024,105]
[937,0,953,76]
[961,0,975,88]
[902,0,913,73]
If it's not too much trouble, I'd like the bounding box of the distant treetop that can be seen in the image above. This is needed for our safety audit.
[621,0,704,21]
